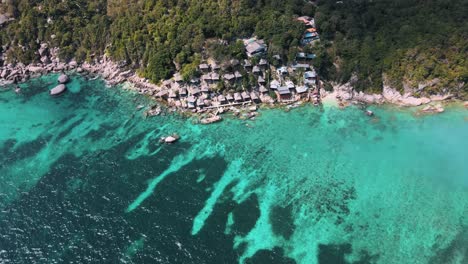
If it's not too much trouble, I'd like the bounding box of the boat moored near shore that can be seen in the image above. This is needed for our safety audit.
[160,134,180,144]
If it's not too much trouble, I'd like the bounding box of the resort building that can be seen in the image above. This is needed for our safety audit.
[244,38,267,57]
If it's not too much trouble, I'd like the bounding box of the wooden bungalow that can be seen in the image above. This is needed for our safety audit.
[250,91,260,102]
[226,93,234,102]
[292,64,310,71]
[211,72,220,82]
[296,53,316,63]
[217,94,227,104]
[171,82,180,90]
[243,59,252,70]
[168,89,177,98]
[187,96,196,108]
[258,75,266,85]
[258,58,268,69]
[304,71,317,80]
[252,65,261,74]
[199,63,210,72]
[196,98,205,107]
[201,73,211,82]
[277,66,288,75]
[179,87,188,97]
[191,87,201,96]
[234,92,243,102]
[234,71,242,80]
[241,91,251,101]
[295,86,308,95]
[190,77,200,85]
[155,90,168,99]
[244,38,267,57]
[211,62,220,71]
[259,85,268,94]
[223,73,235,83]
[270,79,280,89]
[200,83,210,94]
[285,80,295,90]
[277,86,291,100]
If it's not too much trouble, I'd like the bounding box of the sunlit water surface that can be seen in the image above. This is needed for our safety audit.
[0,75,467,264]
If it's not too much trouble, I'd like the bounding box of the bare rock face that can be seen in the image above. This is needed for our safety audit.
[58,73,69,84]
[383,86,431,106]
[28,66,45,74]
[69,60,78,68]
[40,56,50,64]
[1,68,9,78]
[430,94,453,101]
[421,104,444,114]
[399,96,426,106]
[383,86,402,103]
[38,43,48,56]
[55,63,66,71]
[353,91,385,104]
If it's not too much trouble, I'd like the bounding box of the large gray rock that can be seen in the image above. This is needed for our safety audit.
[50,84,66,96]
[58,73,69,84]
[1,69,9,78]
[28,66,45,73]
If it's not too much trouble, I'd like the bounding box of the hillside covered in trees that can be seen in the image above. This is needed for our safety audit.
[0,0,313,81]
[313,0,468,97]
[1,0,467,97]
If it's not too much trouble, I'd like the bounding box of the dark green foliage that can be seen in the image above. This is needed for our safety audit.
[315,0,468,95]
[0,0,109,64]
[0,0,315,83]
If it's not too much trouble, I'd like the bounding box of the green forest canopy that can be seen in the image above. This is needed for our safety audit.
[313,0,468,96]
[0,0,311,82]
[1,0,467,97]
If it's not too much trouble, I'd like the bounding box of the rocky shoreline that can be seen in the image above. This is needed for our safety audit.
[323,81,468,114]
[1,44,466,117]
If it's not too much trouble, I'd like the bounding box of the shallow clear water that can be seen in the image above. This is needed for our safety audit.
[0,75,467,264]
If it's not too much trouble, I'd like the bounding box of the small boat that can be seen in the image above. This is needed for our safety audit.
[15,86,21,94]
[160,134,180,144]
[50,84,67,96]
[365,110,374,116]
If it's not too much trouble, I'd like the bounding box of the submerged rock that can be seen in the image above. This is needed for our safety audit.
[58,73,69,84]
[200,115,222,124]
[420,104,444,114]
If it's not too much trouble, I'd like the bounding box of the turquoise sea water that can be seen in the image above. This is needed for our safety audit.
[0,75,467,264]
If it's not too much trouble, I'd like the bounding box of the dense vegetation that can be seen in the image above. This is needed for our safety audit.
[1,0,467,97]
[0,0,312,82]
[313,0,468,96]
